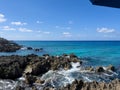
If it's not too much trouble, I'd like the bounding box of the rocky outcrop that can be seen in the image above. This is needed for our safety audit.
[0,55,28,79]
[0,54,82,79]
[0,37,21,52]
[26,47,43,52]
[0,54,119,90]
[61,79,120,90]
[106,65,115,71]
[96,66,105,73]
[27,54,81,75]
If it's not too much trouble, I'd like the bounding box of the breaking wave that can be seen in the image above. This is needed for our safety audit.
[0,62,119,90]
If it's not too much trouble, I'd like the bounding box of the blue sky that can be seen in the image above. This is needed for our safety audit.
[0,0,120,40]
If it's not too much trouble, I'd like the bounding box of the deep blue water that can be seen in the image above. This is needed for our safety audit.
[1,41,120,67]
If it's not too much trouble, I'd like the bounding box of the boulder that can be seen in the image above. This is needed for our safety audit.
[24,73,37,85]
[106,65,115,72]
[85,66,94,72]
[34,48,43,52]
[27,47,33,50]
[96,66,105,73]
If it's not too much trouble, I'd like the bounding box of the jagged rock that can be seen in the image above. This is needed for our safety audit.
[27,47,33,50]
[85,66,94,72]
[96,66,105,73]
[43,54,50,57]
[106,65,115,72]
[32,86,38,90]
[69,53,77,58]
[16,86,25,90]
[61,79,120,90]
[0,54,81,79]
[35,78,45,84]
[24,73,37,85]
[0,55,28,79]
[34,48,43,52]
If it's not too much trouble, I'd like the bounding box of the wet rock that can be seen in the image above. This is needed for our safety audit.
[34,48,43,51]
[24,73,37,85]
[16,86,25,90]
[27,47,33,50]
[96,66,105,73]
[34,49,40,51]
[61,79,120,90]
[69,53,77,58]
[106,65,115,72]
[85,66,94,72]
[43,54,50,57]
[0,54,114,79]
[62,53,68,57]
[43,87,55,90]
[32,86,38,90]
[35,78,45,84]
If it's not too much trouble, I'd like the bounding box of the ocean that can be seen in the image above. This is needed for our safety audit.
[0,41,120,67]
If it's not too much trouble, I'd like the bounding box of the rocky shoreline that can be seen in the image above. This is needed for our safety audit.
[0,38,21,52]
[0,54,80,79]
[0,54,119,90]
[0,38,120,90]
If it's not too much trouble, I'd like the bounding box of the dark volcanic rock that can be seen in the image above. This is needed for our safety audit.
[24,73,37,85]
[61,79,120,90]
[27,47,33,50]
[0,37,21,52]
[107,65,115,72]
[0,55,28,79]
[0,54,82,79]
[96,66,105,73]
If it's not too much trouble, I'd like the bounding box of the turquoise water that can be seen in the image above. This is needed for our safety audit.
[1,41,120,66]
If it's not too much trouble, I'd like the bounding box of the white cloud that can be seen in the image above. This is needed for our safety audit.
[18,28,33,32]
[68,21,73,24]
[97,27,115,33]
[43,31,50,34]
[1,26,16,31]
[62,32,72,37]
[11,21,27,26]
[36,21,44,24]
[0,14,6,23]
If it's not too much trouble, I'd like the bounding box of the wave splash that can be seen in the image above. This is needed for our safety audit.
[38,62,119,88]
[0,62,119,90]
